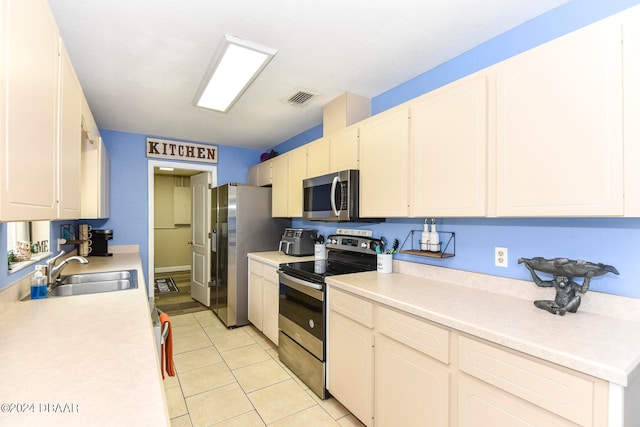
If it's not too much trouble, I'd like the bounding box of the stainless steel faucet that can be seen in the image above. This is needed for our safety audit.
[46,250,89,284]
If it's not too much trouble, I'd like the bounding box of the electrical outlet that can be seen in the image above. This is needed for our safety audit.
[495,247,508,268]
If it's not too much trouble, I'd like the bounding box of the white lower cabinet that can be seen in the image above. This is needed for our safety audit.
[375,305,451,427]
[248,260,264,330]
[247,258,280,345]
[375,335,450,426]
[327,288,375,426]
[261,273,279,345]
[457,374,577,427]
[328,287,611,427]
[458,334,608,427]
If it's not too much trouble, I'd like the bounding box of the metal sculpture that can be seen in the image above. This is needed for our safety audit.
[518,257,619,316]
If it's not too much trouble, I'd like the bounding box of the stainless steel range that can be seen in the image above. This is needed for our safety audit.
[278,234,382,399]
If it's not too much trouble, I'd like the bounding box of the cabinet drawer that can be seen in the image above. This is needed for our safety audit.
[377,306,450,364]
[457,374,578,427]
[329,288,374,328]
[263,265,279,283]
[458,335,603,427]
[249,259,263,276]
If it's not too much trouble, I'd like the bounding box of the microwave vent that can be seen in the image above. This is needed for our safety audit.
[285,89,318,107]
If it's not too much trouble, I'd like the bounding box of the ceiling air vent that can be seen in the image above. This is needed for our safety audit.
[285,89,318,107]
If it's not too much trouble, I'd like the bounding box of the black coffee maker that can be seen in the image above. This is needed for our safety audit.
[90,229,113,256]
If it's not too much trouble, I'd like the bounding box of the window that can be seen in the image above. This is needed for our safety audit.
[7,221,51,272]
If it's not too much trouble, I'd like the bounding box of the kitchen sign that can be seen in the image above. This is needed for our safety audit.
[146,137,218,164]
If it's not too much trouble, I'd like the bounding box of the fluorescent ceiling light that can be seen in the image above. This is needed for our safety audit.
[193,34,277,113]
[159,167,174,171]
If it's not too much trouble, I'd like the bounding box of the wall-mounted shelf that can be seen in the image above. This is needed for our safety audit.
[399,230,455,259]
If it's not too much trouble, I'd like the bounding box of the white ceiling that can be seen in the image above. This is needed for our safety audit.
[47,0,569,151]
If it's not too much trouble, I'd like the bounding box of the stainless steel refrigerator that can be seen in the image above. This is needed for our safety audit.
[210,183,289,327]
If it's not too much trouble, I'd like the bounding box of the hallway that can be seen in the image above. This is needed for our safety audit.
[155,270,208,316]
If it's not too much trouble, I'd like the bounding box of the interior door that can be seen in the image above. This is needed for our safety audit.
[190,172,210,306]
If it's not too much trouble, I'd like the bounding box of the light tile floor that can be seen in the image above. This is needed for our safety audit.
[163,310,365,427]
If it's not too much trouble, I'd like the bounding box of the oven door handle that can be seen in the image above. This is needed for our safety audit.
[279,272,324,297]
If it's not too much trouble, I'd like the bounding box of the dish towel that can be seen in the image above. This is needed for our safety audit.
[159,313,176,378]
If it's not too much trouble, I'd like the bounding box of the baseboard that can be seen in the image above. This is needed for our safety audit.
[155,265,190,274]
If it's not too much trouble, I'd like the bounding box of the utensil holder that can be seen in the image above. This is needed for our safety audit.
[377,253,393,273]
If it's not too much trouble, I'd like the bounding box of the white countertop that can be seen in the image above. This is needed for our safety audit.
[327,267,640,387]
[248,251,315,267]
[0,251,169,426]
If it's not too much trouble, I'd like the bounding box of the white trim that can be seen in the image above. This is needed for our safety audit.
[147,159,217,299]
[155,265,190,274]
[608,382,624,427]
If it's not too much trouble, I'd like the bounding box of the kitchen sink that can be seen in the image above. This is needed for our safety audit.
[48,269,138,297]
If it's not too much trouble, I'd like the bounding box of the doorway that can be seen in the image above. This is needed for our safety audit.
[147,160,217,315]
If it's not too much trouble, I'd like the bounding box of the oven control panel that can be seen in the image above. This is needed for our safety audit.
[326,234,382,254]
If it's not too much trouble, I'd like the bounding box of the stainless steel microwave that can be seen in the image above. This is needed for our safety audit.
[303,169,373,222]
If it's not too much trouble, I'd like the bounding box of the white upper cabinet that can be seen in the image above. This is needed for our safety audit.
[0,0,60,221]
[359,106,410,218]
[57,41,83,219]
[80,95,110,219]
[494,18,624,216]
[409,73,489,217]
[622,6,640,216]
[80,135,110,219]
[306,138,330,179]
[287,147,307,217]
[247,159,273,187]
[329,126,359,172]
[271,154,289,217]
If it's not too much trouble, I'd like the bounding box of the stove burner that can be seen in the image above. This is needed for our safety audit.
[279,234,381,285]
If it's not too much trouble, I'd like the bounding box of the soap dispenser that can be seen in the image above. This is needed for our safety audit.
[30,265,47,299]
[428,219,441,252]
[421,219,429,251]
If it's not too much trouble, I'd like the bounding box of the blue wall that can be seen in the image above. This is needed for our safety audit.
[1,131,260,291]
[4,0,640,299]
[82,130,261,286]
[274,0,640,298]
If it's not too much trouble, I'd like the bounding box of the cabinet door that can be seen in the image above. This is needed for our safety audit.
[248,260,263,330]
[458,375,577,427]
[98,139,110,217]
[271,154,289,217]
[359,107,410,217]
[287,147,307,217]
[375,335,450,427]
[262,276,279,345]
[306,138,330,178]
[410,73,488,217]
[81,136,109,218]
[247,164,258,186]
[327,310,374,426]
[57,41,82,219]
[0,0,59,220]
[81,94,99,145]
[622,7,640,215]
[330,127,359,172]
[458,335,605,427]
[496,20,623,216]
[248,161,273,187]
